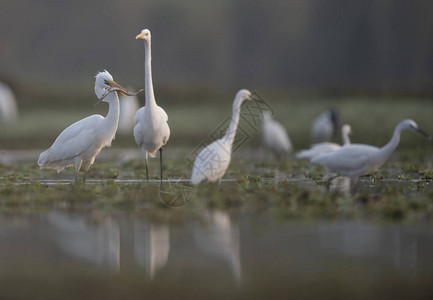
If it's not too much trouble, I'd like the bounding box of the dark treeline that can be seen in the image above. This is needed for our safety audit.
[1,0,433,95]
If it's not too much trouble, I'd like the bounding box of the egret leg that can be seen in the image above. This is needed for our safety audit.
[326,174,340,191]
[74,160,83,181]
[145,152,149,182]
[350,177,360,194]
[83,162,92,183]
[159,148,163,184]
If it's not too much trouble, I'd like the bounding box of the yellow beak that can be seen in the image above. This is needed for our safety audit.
[136,32,146,39]
[106,80,128,97]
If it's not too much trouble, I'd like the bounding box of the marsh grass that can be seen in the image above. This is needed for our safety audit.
[0,155,432,221]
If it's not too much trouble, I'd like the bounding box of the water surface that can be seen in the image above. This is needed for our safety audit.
[1,210,433,299]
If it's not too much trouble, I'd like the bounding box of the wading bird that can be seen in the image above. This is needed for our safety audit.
[38,71,139,181]
[134,29,170,182]
[311,119,430,182]
[191,90,255,185]
[311,109,339,143]
[296,124,352,160]
[261,111,292,159]
[0,81,18,123]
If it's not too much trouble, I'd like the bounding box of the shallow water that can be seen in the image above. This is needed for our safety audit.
[1,210,433,299]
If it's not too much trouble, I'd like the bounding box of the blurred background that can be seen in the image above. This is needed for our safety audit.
[0,0,432,150]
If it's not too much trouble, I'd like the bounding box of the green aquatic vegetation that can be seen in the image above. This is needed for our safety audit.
[397,174,412,180]
[413,180,427,191]
[369,174,384,181]
[0,149,432,222]
[237,175,263,184]
[304,170,323,181]
[419,168,433,180]
[262,169,277,178]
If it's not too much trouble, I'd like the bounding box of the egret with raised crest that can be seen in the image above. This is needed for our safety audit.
[38,71,140,181]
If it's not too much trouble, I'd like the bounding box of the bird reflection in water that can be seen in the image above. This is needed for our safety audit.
[47,212,171,278]
[316,176,351,196]
[134,220,170,280]
[330,176,351,196]
[194,211,241,283]
[47,212,120,272]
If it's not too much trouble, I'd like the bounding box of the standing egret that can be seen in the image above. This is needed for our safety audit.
[0,81,18,123]
[118,88,140,134]
[311,109,339,143]
[191,90,255,185]
[38,71,139,181]
[311,119,430,182]
[261,111,292,159]
[296,124,352,160]
[134,29,170,182]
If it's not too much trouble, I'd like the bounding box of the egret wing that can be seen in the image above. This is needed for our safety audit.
[133,107,146,146]
[191,140,231,184]
[46,115,102,162]
[312,145,377,174]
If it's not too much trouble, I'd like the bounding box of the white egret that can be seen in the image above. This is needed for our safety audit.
[311,119,430,182]
[311,109,339,143]
[38,71,139,181]
[134,29,170,182]
[0,81,18,123]
[118,88,140,134]
[261,111,292,159]
[296,124,352,160]
[191,90,255,185]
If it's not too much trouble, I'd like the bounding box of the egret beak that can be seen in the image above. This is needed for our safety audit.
[414,127,431,139]
[250,93,265,103]
[136,33,146,39]
[105,80,128,97]
[95,86,143,106]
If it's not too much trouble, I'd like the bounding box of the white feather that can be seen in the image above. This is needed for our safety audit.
[261,111,292,159]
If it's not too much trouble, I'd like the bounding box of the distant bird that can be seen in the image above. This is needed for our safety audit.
[311,119,430,182]
[191,90,255,185]
[296,124,352,160]
[311,109,339,143]
[0,81,18,123]
[118,88,140,134]
[261,111,292,159]
[38,71,138,181]
[134,29,170,182]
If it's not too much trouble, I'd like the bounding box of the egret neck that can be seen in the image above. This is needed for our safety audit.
[342,126,351,145]
[377,124,403,163]
[223,95,244,146]
[102,91,120,139]
[143,39,157,109]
